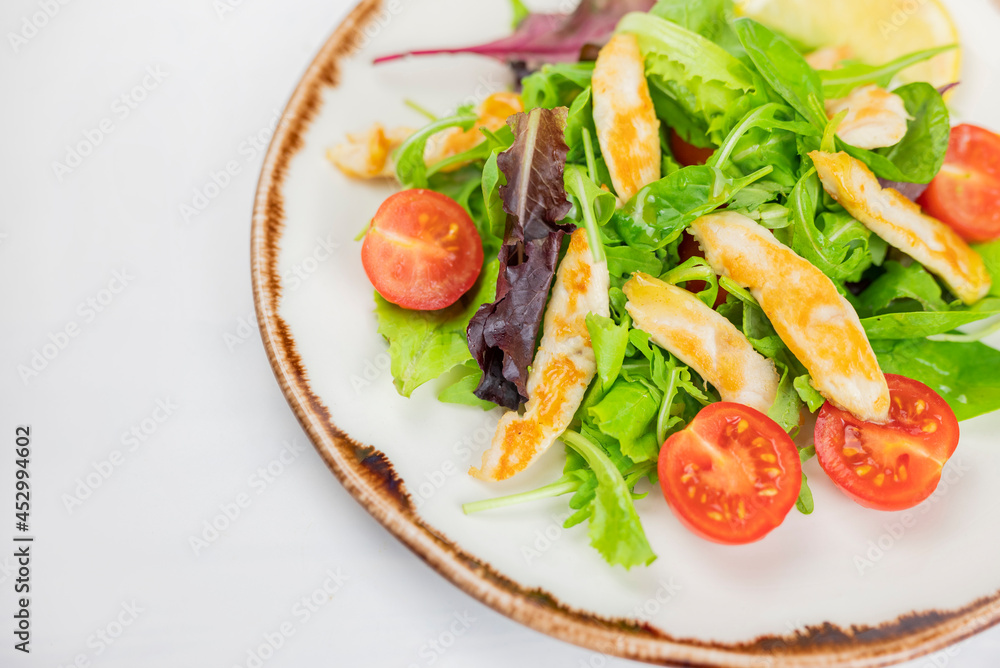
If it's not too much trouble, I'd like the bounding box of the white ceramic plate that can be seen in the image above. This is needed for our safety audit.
[251,1,1000,664]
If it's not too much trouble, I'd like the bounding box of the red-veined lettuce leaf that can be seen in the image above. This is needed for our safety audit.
[373,0,655,68]
[468,107,575,408]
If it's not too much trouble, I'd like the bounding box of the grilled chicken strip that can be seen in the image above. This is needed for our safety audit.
[810,150,991,304]
[592,33,661,202]
[690,212,891,423]
[471,230,610,481]
[624,272,779,413]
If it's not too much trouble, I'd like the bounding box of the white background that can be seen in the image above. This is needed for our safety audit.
[1,0,999,666]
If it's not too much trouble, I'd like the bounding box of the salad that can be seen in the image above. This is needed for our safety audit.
[329,0,1000,569]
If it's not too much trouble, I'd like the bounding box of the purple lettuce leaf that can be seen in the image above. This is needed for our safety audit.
[373,0,655,68]
[498,108,575,242]
[877,178,930,202]
[467,233,565,408]
[467,107,576,409]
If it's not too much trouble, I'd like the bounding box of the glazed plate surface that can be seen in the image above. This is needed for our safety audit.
[251,1,1000,664]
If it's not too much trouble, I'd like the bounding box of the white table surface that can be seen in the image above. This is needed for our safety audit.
[2,0,999,666]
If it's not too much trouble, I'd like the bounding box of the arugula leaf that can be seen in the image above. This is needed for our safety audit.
[785,170,879,282]
[564,164,614,262]
[605,245,664,284]
[376,261,499,397]
[509,0,529,28]
[768,367,804,433]
[618,11,758,145]
[732,18,828,128]
[794,375,826,413]
[819,46,957,99]
[796,473,815,515]
[395,114,477,188]
[426,125,515,179]
[586,313,630,392]
[842,82,950,184]
[861,299,1000,339]
[717,293,789,361]
[855,260,948,317]
[522,62,595,111]
[561,430,657,569]
[481,151,506,241]
[796,446,816,515]
[873,338,1000,421]
[974,240,1000,298]
[710,102,818,189]
[564,86,598,164]
[613,164,772,250]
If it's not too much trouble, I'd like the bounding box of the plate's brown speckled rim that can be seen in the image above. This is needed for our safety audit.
[250,1,1000,664]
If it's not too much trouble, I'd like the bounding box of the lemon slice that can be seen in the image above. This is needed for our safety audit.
[734,0,961,89]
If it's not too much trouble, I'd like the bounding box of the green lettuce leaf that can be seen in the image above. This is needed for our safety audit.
[437,360,496,410]
[873,338,1000,421]
[855,260,948,317]
[861,299,1000,339]
[376,261,499,397]
[588,379,662,463]
[562,430,657,569]
[617,11,758,146]
[732,18,828,128]
[395,114,477,188]
[818,45,957,98]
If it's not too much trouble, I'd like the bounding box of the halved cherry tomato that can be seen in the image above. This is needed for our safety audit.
[669,129,716,167]
[659,403,801,545]
[918,124,1000,243]
[814,374,959,512]
[678,233,728,308]
[362,189,483,310]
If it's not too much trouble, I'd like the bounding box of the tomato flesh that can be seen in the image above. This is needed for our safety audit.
[814,374,959,511]
[659,403,801,545]
[918,124,1000,243]
[362,189,483,310]
[669,129,716,167]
